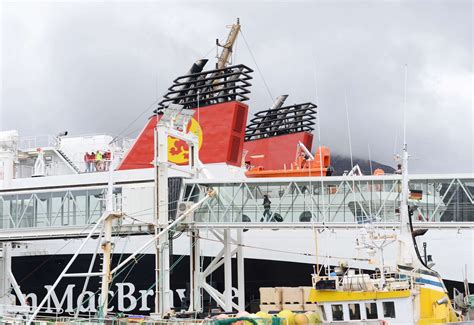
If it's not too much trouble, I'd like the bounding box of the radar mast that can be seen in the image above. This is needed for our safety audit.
[216,18,241,69]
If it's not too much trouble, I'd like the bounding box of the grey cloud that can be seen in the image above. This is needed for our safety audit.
[1,1,472,173]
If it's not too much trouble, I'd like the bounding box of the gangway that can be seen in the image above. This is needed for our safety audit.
[179,174,474,225]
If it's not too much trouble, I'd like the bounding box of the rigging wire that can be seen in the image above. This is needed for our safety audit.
[240,29,274,105]
[344,88,358,219]
[10,213,107,290]
[7,193,189,298]
[108,97,161,145]
[344,88,354,171]
[109,46,214,145]
[202,45,218,60]
[186,232,370,262]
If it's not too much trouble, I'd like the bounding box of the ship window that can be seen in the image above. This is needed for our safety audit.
[319,306,326,321]
[383,301,396,318]
[365,302,378,319]
[348,303,361,320]
[331,304,344,321]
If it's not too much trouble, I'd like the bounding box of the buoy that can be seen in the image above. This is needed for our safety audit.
[294,313,309,325]
[304,311,322,324]
[277,310,295,325]
[255,311,272,325]
[256,311,271,318]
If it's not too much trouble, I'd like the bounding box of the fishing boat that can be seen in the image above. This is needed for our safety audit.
[304,144,464,324]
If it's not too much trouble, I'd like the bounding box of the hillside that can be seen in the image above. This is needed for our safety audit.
[330,154,396,176]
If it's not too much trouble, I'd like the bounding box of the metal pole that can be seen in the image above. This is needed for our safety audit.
[98,157,119,318]
[98,214,114,318]
[1,242,26,307]
[189,229,202,312]
[223,229,232,312]
[110,192,214,276]
[156,124,170,316]
[28,212,110,324]
[153,122,159,316]
[75,226,103,318]
[236,229,245,311]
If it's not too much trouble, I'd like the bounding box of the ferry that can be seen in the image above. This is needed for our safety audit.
[0,19,472,319]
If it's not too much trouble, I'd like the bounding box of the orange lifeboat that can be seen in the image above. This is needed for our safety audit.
[373,168,385,175]
[245,146,331,178]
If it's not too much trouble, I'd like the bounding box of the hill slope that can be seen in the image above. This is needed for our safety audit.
[330,154,395,176]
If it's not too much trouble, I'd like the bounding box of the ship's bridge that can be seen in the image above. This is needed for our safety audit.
[181,174,474,227]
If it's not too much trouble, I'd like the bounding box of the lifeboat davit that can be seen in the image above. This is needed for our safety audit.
[245,146,331,178]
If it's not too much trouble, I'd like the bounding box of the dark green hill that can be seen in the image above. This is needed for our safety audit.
[330,154,396,176]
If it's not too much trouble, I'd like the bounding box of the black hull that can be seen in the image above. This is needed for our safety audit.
[12,254,473,315]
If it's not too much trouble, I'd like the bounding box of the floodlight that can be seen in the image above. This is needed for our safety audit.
[175,109,195,131]
[160,104,184,125]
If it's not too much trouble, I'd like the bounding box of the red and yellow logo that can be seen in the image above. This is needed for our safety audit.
[168,118,203,164]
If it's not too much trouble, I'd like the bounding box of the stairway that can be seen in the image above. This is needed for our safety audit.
[56,149,81,173]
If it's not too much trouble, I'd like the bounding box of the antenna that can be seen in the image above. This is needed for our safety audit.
[344,88,354,169]
[403,64,408,149]
[400,65,409,218]
[368,143,373,175]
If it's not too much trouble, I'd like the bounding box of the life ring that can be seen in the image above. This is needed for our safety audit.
[96,160,105,171]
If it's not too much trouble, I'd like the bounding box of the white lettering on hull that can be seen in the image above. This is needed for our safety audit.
[24,283,239,313]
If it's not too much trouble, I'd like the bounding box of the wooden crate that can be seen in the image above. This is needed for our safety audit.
[282,303,304,311]
[259,304,282,313]
[303,303,320,312]
[260,287,282,305]
[300,286,314,304]
[281,287,303,304]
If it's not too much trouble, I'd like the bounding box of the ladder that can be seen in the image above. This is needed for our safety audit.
[56,149,81,173]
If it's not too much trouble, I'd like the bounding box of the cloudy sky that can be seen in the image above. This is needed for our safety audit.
[1,0,472,173]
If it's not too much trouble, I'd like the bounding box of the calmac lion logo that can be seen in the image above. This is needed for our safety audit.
[168,118,203,164]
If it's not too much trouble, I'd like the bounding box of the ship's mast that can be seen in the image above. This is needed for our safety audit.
[397,65,411,266]
[396,66,422,269]
[216,18,241,69]
[396,143,414,265]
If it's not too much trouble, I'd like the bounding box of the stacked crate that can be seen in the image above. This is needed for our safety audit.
[301,286,319,311]
[259,287,282,313]
[281,287,303,311]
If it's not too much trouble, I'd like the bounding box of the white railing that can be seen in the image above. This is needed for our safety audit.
[19,135,57,150]
[18,134,134,151]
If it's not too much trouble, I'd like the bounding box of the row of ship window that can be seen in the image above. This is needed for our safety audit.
[324,301,396,321]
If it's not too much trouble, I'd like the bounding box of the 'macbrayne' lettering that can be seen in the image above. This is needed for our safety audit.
[25,282,240,313]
